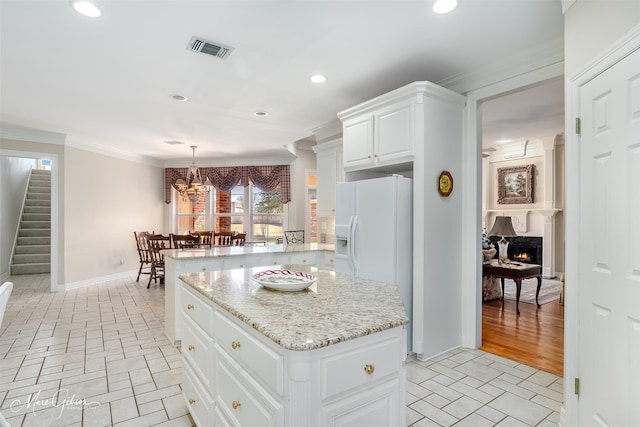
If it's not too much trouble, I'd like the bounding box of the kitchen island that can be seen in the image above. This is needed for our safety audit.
[163,244,334,346]
[179,265,408,427]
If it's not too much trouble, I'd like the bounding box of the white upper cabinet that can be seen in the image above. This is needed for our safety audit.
[338,82,442,173]
[313,138,343,217]
[342,115,374,170]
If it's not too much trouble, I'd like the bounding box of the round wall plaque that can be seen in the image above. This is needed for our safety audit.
[438,170,453,197]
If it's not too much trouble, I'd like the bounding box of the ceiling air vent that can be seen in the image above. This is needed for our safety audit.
[188,36,234,60]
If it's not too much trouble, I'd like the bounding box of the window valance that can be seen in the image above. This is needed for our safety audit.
[164,165,290,204]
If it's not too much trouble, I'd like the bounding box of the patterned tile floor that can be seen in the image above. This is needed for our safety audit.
[0,274,562,426]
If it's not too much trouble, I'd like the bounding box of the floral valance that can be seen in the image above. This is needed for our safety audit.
[164,165,290,204]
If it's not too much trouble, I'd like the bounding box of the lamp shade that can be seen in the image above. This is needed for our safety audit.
[488,216,517,237]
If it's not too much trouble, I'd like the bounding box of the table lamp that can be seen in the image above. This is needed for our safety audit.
[488,216,517,263]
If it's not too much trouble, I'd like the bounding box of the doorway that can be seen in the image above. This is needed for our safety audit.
[0,149,59,293]
[477,80,565,376]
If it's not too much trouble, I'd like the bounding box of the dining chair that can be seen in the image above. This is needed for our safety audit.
[170,233,199,249]
[134,231,153,282]
[214,231,233,246]
[284,230,305,245]
[146,234,171,288]
[232,233,246,246]
[192,230,214,248]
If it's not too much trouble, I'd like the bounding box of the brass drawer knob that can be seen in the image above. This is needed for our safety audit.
[232,400,241,410]
[364,364,375,375]
[239,264,243,268]
[231,341,241,350]
[187,304,194,310]
[188,345,195,351]
[189,398,196,405]
[201,267,206,271]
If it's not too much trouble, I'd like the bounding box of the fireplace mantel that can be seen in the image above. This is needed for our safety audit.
[483,208,562,278]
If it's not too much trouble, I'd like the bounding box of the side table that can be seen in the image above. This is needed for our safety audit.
[482,261,542,315]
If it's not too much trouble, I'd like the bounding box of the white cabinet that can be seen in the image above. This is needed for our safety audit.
[180,285,406,427]
[339,84,432,172]
[342,99,414,172]
[313,139,343,217]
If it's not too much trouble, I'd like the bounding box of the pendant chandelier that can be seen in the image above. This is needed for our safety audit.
[175,145,213,203]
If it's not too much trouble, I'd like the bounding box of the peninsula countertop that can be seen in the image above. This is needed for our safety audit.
[179,265,409,351]
[163,243,335,260]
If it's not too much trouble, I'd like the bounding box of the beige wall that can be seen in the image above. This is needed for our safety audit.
[63,146,164,284]
[565,1,640,75]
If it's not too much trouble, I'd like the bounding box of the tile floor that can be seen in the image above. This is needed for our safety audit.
[0,274,563,426]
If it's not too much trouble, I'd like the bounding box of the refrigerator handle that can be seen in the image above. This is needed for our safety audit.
[346,215,355,272]
[350,215,358,271]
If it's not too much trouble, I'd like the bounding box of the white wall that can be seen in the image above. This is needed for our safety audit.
[565,1,640,75]
[287,146,316,234]
[0,156,36,280]
[63,146,164,285]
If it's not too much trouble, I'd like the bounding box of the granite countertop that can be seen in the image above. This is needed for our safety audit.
[164,243,334,259]
[179,265,408,351]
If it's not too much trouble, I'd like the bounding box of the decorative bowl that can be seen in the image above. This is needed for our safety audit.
[252,270,317,292]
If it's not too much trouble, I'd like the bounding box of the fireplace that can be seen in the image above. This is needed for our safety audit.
[488,236,542,265]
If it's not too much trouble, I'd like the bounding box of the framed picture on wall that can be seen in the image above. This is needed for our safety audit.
[497,164,534,204]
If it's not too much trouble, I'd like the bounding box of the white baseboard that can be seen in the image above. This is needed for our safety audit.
[416,345,462,363]
[62,269,138,291]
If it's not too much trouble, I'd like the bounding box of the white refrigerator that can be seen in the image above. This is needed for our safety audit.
[335,175,413,352]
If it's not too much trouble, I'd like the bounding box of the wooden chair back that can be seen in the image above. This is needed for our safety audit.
[146,234,170,288]
[232,233,246,246]
[192,230,214,248]
[134,231,153,282]
[170,233,199,249]
[214,231,233,246]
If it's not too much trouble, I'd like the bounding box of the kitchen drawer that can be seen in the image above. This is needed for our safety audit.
[181,314,214,388]
[320,335,402,400]
[323,253,335,269]
[213,311,284,395]
[181,287,213,332]
[183,359,214,427]
[221,256,264,270]
[215,350,281,427]
[288,253,312,265]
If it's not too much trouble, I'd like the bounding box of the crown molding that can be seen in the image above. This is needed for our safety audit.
[64,137,163,167]
[0,123,66,145]
[562,0,576,14]
[437,37,565,95]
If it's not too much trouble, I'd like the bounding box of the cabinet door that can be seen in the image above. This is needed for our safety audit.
[375,100,414,165]
[321,378,402,427]
[316,149,337,217]
[343,115,374,170]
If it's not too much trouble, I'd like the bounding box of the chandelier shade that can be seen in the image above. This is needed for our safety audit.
[175,146,211,203]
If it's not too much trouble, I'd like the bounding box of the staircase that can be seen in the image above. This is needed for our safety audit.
[11,169,51,275]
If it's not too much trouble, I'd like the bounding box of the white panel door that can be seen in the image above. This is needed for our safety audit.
[578,47,640,426]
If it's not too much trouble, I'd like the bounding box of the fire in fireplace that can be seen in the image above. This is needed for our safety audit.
[488,236,542,265]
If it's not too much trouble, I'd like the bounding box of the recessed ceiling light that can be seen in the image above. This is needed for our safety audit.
[254,111,269,117]
[70,1,102,18]
[171,94,188,102]
[309,74,327,84]
[164,140,184,145]
[433,0,458,14]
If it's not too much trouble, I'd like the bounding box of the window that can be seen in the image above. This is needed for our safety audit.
[172,183,286,244]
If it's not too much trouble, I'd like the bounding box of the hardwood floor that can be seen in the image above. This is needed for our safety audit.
[480,297,564,376]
